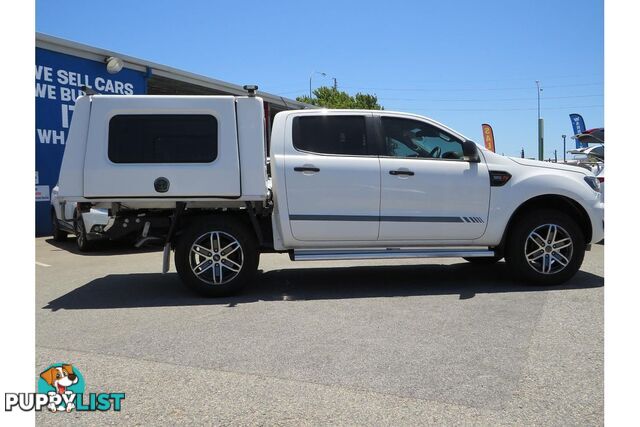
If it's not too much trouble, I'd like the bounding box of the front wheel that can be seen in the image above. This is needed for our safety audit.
[174,217,259,297]
[505,209,585,285]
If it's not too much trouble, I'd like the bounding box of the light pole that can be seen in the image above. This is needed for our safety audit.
[535,80,544,161]
[562,134,567,163]
[309,71,327,99]
[535,80,541,121]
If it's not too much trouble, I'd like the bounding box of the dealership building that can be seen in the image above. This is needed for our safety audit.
[35,33,311,236]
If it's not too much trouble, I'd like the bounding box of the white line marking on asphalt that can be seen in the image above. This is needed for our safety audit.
[35,261,51,267]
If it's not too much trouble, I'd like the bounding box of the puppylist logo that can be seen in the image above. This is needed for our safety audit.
[5,363,124,413]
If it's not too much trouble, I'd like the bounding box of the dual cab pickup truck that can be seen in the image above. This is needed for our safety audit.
[57,90,604,296]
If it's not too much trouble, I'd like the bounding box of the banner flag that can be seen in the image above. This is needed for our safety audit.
[569,113,587,148]
[481,124,495,152]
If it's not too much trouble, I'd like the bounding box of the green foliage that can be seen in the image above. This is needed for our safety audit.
[296,86,383,110]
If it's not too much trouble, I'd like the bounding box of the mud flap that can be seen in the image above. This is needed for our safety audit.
[162,243,171,273]
[162,202,186,273]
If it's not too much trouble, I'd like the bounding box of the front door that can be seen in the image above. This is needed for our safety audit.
[284,113,381,241]
[376,115,490,241]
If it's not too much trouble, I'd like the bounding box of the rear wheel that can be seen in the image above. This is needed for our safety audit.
[175,217,259,297]
[51,210,67,241]
[75,215,93,252]
[505,209,585,285]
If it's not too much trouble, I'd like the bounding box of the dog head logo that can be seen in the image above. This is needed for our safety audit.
[40,365,78,394]
[38,364,84,413]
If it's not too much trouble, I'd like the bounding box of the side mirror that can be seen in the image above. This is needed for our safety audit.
[462,140,481,163]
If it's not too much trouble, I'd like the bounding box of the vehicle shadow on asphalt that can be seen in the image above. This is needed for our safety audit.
[44,238,163,256]
[42,262,603,311]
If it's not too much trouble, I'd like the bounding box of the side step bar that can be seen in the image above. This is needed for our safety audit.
[291,248,494,261]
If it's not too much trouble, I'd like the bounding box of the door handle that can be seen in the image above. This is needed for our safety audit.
[389,170,414,176]
[294,166,320,173]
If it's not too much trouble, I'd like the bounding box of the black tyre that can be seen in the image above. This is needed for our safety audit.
[505,209,585,285]
[75,215,94,252]
[463,256,502,264]
[51,209,67,241]
[175,216,259,297]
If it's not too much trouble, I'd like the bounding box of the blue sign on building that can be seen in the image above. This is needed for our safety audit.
[35,48,146,236]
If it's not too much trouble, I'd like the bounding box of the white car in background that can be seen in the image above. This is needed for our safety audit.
[50,185,110,251]
[596,167,604,202]
[567,144,604,201]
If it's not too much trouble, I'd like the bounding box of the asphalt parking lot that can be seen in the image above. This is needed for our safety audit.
[35,237,603,425]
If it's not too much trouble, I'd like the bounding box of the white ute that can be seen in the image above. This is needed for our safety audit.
[57,90,604,296]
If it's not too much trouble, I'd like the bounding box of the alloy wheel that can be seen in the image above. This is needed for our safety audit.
[524,224,573,275]
[189,231,244,285]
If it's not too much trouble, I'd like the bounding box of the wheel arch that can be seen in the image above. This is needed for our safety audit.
[173,210,268,249]
[500,194,592,250]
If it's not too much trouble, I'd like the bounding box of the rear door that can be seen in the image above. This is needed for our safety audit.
[84,96,240,198]
[284,113,381,241]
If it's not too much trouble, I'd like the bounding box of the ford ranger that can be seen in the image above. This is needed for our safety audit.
[56,89,604,296]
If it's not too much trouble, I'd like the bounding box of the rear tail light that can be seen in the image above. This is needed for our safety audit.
[597,177,605,183]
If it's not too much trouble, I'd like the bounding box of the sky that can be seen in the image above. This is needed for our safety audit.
[36,0,603,158]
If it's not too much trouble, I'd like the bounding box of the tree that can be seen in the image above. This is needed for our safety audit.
[296,86,383,110]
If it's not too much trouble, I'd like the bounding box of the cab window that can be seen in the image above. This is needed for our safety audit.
[380,117,464,160]
[292,116,369,155]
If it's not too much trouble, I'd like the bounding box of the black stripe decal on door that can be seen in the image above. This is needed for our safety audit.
[380,216,464,223]
[289,215,464,223]
[289,215,374,221]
